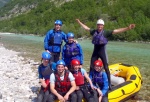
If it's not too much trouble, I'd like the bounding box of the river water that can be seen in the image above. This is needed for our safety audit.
[0,33,150,102]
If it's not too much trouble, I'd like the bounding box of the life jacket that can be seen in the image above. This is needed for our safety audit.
[92,30,108,45]
[48,29,63,45]
[92,71,104,86]
[39,63,53,92]
[39,63,54,80]
[65,43,80,57]
[55,70,71,93]
[72,69,84,86]
[44,79,50,92]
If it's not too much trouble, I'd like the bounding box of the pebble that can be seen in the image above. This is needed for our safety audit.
[0,46,40,102]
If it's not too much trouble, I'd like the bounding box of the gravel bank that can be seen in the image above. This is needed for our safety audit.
[0,46,40,102]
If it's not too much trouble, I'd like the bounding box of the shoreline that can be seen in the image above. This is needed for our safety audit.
[0,32,150,44]
[0,46,39,102]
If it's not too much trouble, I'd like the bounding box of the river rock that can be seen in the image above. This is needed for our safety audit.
[0,46,40,102]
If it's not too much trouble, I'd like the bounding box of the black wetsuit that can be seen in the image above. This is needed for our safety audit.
[90,29,113,89]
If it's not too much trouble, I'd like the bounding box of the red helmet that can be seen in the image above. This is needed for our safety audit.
[94,60,103,67]
[71,59,80,66]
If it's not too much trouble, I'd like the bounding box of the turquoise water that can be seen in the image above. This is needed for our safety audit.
[0,33,150,101]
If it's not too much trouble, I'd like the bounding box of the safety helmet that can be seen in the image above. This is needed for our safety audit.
[42,52,51,60]
[56,60,65,66]
[67,32,74,38]
[55,20,62,26]
[94,60,103,67]
[97,19,104,25]
[71,59,80,66]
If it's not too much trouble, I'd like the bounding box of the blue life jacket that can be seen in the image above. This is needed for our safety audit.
[92,71,104,86]
[92,30,108,45]
[65,43,80,57]
[48,30,63,45]
[39,63,54,80]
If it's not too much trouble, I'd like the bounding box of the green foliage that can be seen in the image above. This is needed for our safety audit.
[0,0,150,41]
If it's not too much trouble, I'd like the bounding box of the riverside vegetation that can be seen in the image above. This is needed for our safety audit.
[0,0,150,42]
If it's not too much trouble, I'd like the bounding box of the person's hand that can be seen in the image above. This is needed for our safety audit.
[57,94,65,102]
[64,93,69,101]
[76,19,80,23]
[65,66,68,70]
[73,40,78,43]
[41,81,47,88]
[97,88,103,96]
[76,86,80,90]
[46,50,51,54]
[128,24,135,29]
[90,85,95,90]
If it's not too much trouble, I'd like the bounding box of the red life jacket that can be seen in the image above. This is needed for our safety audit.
[73,69,84,86]
[44,79,50,92]
[55,70,71,93]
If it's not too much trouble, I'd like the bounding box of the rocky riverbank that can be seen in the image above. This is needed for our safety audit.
[0,45,40,102]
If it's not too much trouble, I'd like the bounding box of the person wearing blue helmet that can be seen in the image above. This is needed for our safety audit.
[62,32,84,71]
[49,60,77,102]
[44,20,67,63]
[37,52,56,102]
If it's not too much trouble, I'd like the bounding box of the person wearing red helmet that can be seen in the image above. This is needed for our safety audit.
[71,59,96,102]
[76,18,135,90]
[89,60,109,102]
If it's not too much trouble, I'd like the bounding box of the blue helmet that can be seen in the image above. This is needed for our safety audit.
[55,20,62,26]
[67,32,74,38]
[42,52,51,60]
[56,60,65,66]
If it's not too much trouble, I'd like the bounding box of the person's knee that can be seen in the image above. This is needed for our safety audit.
[70,92,77,102]
[71,93,77,99]
[101,96,108,102]
[88,97,95,102]
[44,91,49,96]
[48,94,55,101]
[77,91,83,98]
[37,94,43,102]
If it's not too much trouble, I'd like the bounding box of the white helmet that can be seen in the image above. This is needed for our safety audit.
[97,19,104,25]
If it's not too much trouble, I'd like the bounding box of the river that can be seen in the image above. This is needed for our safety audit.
[0,33,150,102]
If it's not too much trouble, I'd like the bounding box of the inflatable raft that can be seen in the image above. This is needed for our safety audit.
[55,63,142,102]
[108,63,142,102]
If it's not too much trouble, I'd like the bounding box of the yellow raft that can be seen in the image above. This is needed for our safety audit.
[108,63,142,102]
[55,63,142,102]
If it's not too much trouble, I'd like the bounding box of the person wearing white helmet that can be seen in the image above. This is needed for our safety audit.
[76,18,135,90]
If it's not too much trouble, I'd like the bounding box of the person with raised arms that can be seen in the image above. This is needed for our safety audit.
[76,18,135,89]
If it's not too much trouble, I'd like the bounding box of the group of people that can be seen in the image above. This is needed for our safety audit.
[37,19,135,102]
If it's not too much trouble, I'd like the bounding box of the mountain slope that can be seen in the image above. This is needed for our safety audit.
[0,0,150,41]
[0,0,73,20]
[0,0,10,8]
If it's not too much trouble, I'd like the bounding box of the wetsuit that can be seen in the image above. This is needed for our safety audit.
[90,29,113,89]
